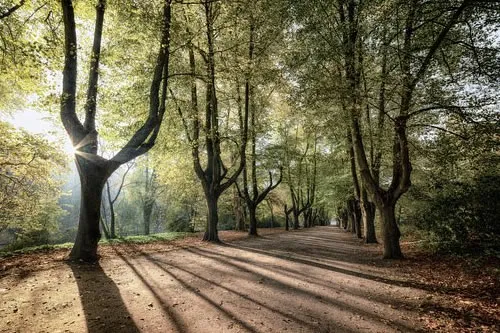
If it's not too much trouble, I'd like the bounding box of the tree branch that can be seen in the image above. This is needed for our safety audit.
[0,0,25,20]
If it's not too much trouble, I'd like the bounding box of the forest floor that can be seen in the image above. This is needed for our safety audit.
[0,226,498,333]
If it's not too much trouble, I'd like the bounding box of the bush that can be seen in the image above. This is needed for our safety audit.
[413,175,500,252]
[166,217,194,232]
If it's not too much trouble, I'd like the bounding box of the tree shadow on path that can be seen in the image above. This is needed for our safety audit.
[68,262,141,333]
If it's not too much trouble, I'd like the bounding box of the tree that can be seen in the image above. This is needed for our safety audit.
[236,15,282,237]
[0,121,66,243]
[102,163,133,239]
[344,0,472,258]
[175,0,248,242]
[60,0,172,261]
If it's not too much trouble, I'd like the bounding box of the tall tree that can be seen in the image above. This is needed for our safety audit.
[176,0,248,242]
[60,0,172,261]
[344,0,471,258]
[103,162,133,239]
[237,17,282,236]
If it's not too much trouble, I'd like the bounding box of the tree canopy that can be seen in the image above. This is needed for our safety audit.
[0,0,498,259]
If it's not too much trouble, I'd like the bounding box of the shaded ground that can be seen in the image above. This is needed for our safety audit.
[0,227,498,333]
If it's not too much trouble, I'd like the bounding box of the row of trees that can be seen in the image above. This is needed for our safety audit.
[1,0,498,260]
[289,0,499,258]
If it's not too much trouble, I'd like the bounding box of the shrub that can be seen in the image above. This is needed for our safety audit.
[413,175,500,252]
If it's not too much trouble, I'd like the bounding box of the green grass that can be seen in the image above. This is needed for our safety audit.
[0,232,193,258]
[100,232,192,244]
[0,242,74,257]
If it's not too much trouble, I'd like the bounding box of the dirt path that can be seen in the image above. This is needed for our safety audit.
[0,227,479,332]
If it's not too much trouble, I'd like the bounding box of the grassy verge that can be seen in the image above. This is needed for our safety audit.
[0,232,193,258]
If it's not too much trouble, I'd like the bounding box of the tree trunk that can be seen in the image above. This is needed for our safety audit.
[109,205,116,239]
[203,193,220,242]
[69,163,107,262]
[284,205,290,231]
[248,205,258,236]
[305,209,312,228]
[293,212,300,230]
[267,200,275,229]
[100,217,110,240]
[233,186,246,231]
[354,201,362,239]
[345,207,351,231]
[143,199,153,235]
[342,210,348,230]
[361,197,377,243]
[379,202,403,259]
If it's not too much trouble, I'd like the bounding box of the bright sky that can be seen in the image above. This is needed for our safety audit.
[6,109,75,156]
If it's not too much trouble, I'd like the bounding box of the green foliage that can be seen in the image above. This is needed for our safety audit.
[0,121,67,240]
[101,232,191,245]
[0,231,191,257]
[1,0,499,255]
[411,174,500,253]
[0,0,62,112]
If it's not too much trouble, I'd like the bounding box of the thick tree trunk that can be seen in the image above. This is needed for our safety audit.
[305,208,312,228]
[203,193,220,242]
[342,211,348,230]
[347,199,356,234]
[361,198,377,243]
[354,201,362,239]
[248,205,258,236]
[345,206,352,231]
[69,163,108,262]
[338,207,348,229]
[293,212,300,230]
[379,202,403,259]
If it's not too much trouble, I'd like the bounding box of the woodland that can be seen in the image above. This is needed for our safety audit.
[0,0,499,332]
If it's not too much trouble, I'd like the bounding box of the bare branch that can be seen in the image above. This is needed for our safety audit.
[0,0,25,20]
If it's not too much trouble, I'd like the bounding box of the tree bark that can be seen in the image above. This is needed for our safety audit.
[248,204,258,236]
[69,161,108,262]
[354,203,362,239]
[379,201,402,259]
[203,193,220,242]
[361,188,377,243]
[293,211,300,230]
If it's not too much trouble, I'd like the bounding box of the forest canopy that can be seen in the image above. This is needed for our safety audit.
[0,0,498,259]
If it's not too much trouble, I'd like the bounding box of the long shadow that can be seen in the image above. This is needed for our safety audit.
[224,228,447,294]
[234,228,473,296]
[112,245,258,333]
[186,247,424,333]
[195,247,420,309]
[109,245,187,333]
[139,252,340,332]
[68,262,141,333]
[228,243,444,292]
